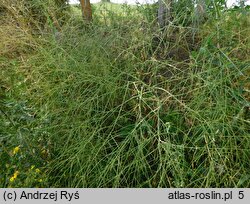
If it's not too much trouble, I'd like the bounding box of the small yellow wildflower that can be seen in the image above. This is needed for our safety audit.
[9,171,19,182]
[13,146,20,155]
[13,171,19,178]
[9,177,15,182]
[38,179,43,183]
[35,168,40,173]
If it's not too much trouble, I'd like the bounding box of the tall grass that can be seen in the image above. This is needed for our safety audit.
[1,1,250,187]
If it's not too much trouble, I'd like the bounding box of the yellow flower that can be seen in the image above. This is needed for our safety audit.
[13,171,19,178]
[38,179,43,182]
[13,146,20,155]
[9,177,15,182]
[9,171,19,182]
[35,168,40,173]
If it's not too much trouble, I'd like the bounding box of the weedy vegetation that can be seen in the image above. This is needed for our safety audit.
[0,0,250,187]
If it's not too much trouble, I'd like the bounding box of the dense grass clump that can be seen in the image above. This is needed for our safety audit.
[1,2,250,187]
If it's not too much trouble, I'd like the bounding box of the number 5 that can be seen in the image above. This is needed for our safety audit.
[238,191,244,199]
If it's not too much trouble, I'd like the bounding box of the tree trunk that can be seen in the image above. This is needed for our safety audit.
[239,0,246,8]
[80,0,92,22]
[158,0,172,28]
[195,0,207,24]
